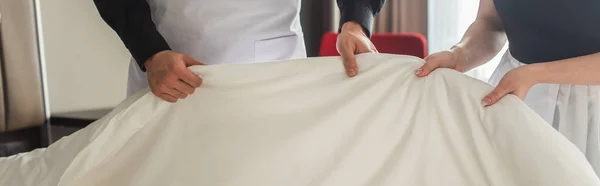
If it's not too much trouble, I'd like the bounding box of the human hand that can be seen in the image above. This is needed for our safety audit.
[483,65,539,106]
[144,50,204,103]
[336,21,378,77]
[415,48,468,77]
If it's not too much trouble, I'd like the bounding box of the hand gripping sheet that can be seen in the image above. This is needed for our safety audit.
[1,54,598,186]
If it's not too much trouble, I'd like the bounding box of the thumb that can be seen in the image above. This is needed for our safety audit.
[513,88,529,100]
[415,59,441,77]
[483,87,511,107]
[340,46,358,77]
[183,55,204,66]
[423,55,431,61]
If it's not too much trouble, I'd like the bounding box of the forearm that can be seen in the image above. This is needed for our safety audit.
[337,0,386,37]
[93,0,170,71]
[528,52,600,85]
[452,19,507,72]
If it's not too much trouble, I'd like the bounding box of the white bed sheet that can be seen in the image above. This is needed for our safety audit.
[1,53,598,186]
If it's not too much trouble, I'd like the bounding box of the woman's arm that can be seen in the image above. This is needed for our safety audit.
[452,0,507,71]
[529,52,600,85]
[416,0,507,76]
[483,53,600,106]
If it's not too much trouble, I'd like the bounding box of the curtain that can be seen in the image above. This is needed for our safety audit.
[373,0,427,37]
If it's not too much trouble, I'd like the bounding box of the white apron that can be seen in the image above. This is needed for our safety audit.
[127,0,306,95]
[489,51,600,177]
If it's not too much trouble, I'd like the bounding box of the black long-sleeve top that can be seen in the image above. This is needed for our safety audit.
[93,0,386,71]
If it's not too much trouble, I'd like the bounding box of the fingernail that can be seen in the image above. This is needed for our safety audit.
[415,68,422,75]
[483,97,491,106]
[347,69,356,75]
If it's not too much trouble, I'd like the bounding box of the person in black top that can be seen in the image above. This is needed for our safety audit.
[413,0,600,176]
[93,0,386,102]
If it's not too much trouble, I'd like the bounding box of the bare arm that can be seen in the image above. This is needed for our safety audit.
[416,0,507,76]
[530,53,600,85]
[483,52,600,106]
[452,0,507,72]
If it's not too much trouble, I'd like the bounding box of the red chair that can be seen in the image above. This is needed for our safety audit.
[319,32,428,58]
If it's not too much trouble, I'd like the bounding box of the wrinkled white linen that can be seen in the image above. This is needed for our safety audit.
[489,51,600,177]
[0,53,598,186]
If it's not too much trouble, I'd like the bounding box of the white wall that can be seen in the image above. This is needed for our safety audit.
[40,0,130,114]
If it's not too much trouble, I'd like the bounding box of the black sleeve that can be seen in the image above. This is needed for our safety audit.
[337,0,386,37]
[93,0,171,71]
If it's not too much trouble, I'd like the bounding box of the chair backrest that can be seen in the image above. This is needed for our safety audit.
[0,0,48,133]
[319,32,428,58]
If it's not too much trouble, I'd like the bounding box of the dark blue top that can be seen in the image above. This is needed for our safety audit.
[493,0,600,63]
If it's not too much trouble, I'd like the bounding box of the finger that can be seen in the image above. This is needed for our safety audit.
[369,42,379,53]
[161,85,187,99]
[339,45,358,77]
[172,79,195,95]
[483,86,511,107]
[415,59,441,77]
[177,68,203,87]
[356,42,375,54]
[160,93,178,103]
[183,55,204,66]
[372,46,379,53]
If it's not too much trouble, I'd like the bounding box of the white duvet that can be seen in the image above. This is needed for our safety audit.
[0,54,598,186]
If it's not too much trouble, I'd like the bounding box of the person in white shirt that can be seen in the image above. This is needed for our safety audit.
[93,0,386,102]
